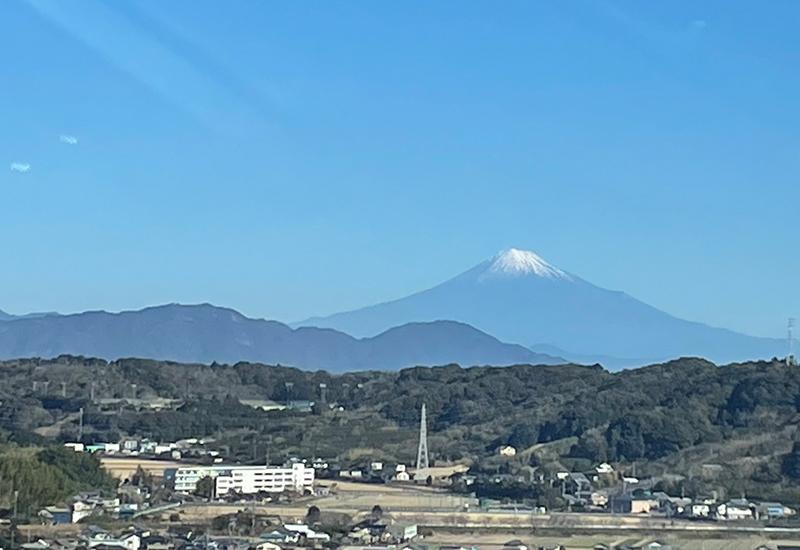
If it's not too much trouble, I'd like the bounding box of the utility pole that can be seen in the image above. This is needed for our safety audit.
[90,382,97,402]
[266,435,272,466]
[78,407,84,442]
[61,382,67,398]
[11,489,19,549]
[42,380,50,395]
[284,382,294,407]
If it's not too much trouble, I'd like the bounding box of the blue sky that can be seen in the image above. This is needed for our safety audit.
[1,0,798,338]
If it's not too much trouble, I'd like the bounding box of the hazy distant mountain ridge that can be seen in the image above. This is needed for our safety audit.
[301,249,785,365]
[0,303,562,371]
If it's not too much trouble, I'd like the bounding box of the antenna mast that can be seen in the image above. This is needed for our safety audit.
[416,403,429,474]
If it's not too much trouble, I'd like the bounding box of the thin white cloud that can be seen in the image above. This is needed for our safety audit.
[60,134,78,145]
[23,0,252,131]
[10,163,31,173]
[692,19,707,29]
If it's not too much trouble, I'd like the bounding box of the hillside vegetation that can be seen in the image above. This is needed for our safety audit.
[2,355,800,503]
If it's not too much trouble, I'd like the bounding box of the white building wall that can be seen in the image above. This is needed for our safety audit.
[174,464,314,495]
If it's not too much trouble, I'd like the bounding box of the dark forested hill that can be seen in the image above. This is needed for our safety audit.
[0,304,561,370]
[2,355,800,504]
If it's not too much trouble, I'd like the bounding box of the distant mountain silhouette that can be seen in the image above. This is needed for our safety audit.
[0,303,562,371]
[300,248,786,366]
[0,309,57,321]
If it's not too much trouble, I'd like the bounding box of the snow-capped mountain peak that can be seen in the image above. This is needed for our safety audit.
[481,248,571,280]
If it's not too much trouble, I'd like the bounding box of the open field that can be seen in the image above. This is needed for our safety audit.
[175,501,800,537]
[424,531,800,550]
[317,480,411,493]
[100,457,184,479]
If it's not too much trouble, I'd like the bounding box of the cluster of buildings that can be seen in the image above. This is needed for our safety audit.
[256,524,331,547]
[556,470,795,522]
[22,525,166,550]
[21,521,422,550]
[38,493,145,526]
[341,522,418,547]
[65,438,221,462]
[20,524,268,550]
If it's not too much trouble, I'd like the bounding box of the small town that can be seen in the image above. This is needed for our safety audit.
[4,423,800,550]
[3,2,800,550]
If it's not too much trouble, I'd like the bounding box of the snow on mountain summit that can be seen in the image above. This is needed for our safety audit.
[481,248,571,280]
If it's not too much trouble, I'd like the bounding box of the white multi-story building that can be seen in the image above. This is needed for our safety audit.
[174,463,314,495]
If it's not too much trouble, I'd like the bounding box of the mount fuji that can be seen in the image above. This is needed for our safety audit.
[300,249,786,367]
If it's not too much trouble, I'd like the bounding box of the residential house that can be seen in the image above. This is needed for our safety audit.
[567,472,592,493]
[282,524,330,542]
[50,539,80,550]
[614,540,672,550]
[121,439,140,453]
[615,540,672,550]
[499,445,517,457]
[259,529,300,545]
[286,400,315,413]
[71,500,95,523]
[346,527,375,544]
[238,399,286,412]
[387,523,418,542]
[90,534,140,550]
[590,491,609,507]
[596,462,614,474]
[610,495,659,515]
[38,507,72,525]
[83,526,112,542]
[756,502,795,519]
[141,535,172,550]
[716,499,754,521]
[688,502,711,518]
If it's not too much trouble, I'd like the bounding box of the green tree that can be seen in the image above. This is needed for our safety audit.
[783,442,800,480]
[194,476,215,500]
[306,505,321,525]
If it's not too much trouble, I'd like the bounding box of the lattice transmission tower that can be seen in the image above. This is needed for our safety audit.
[416,403,429,472]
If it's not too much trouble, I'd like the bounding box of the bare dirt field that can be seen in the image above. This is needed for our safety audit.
[100,457,184,479]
